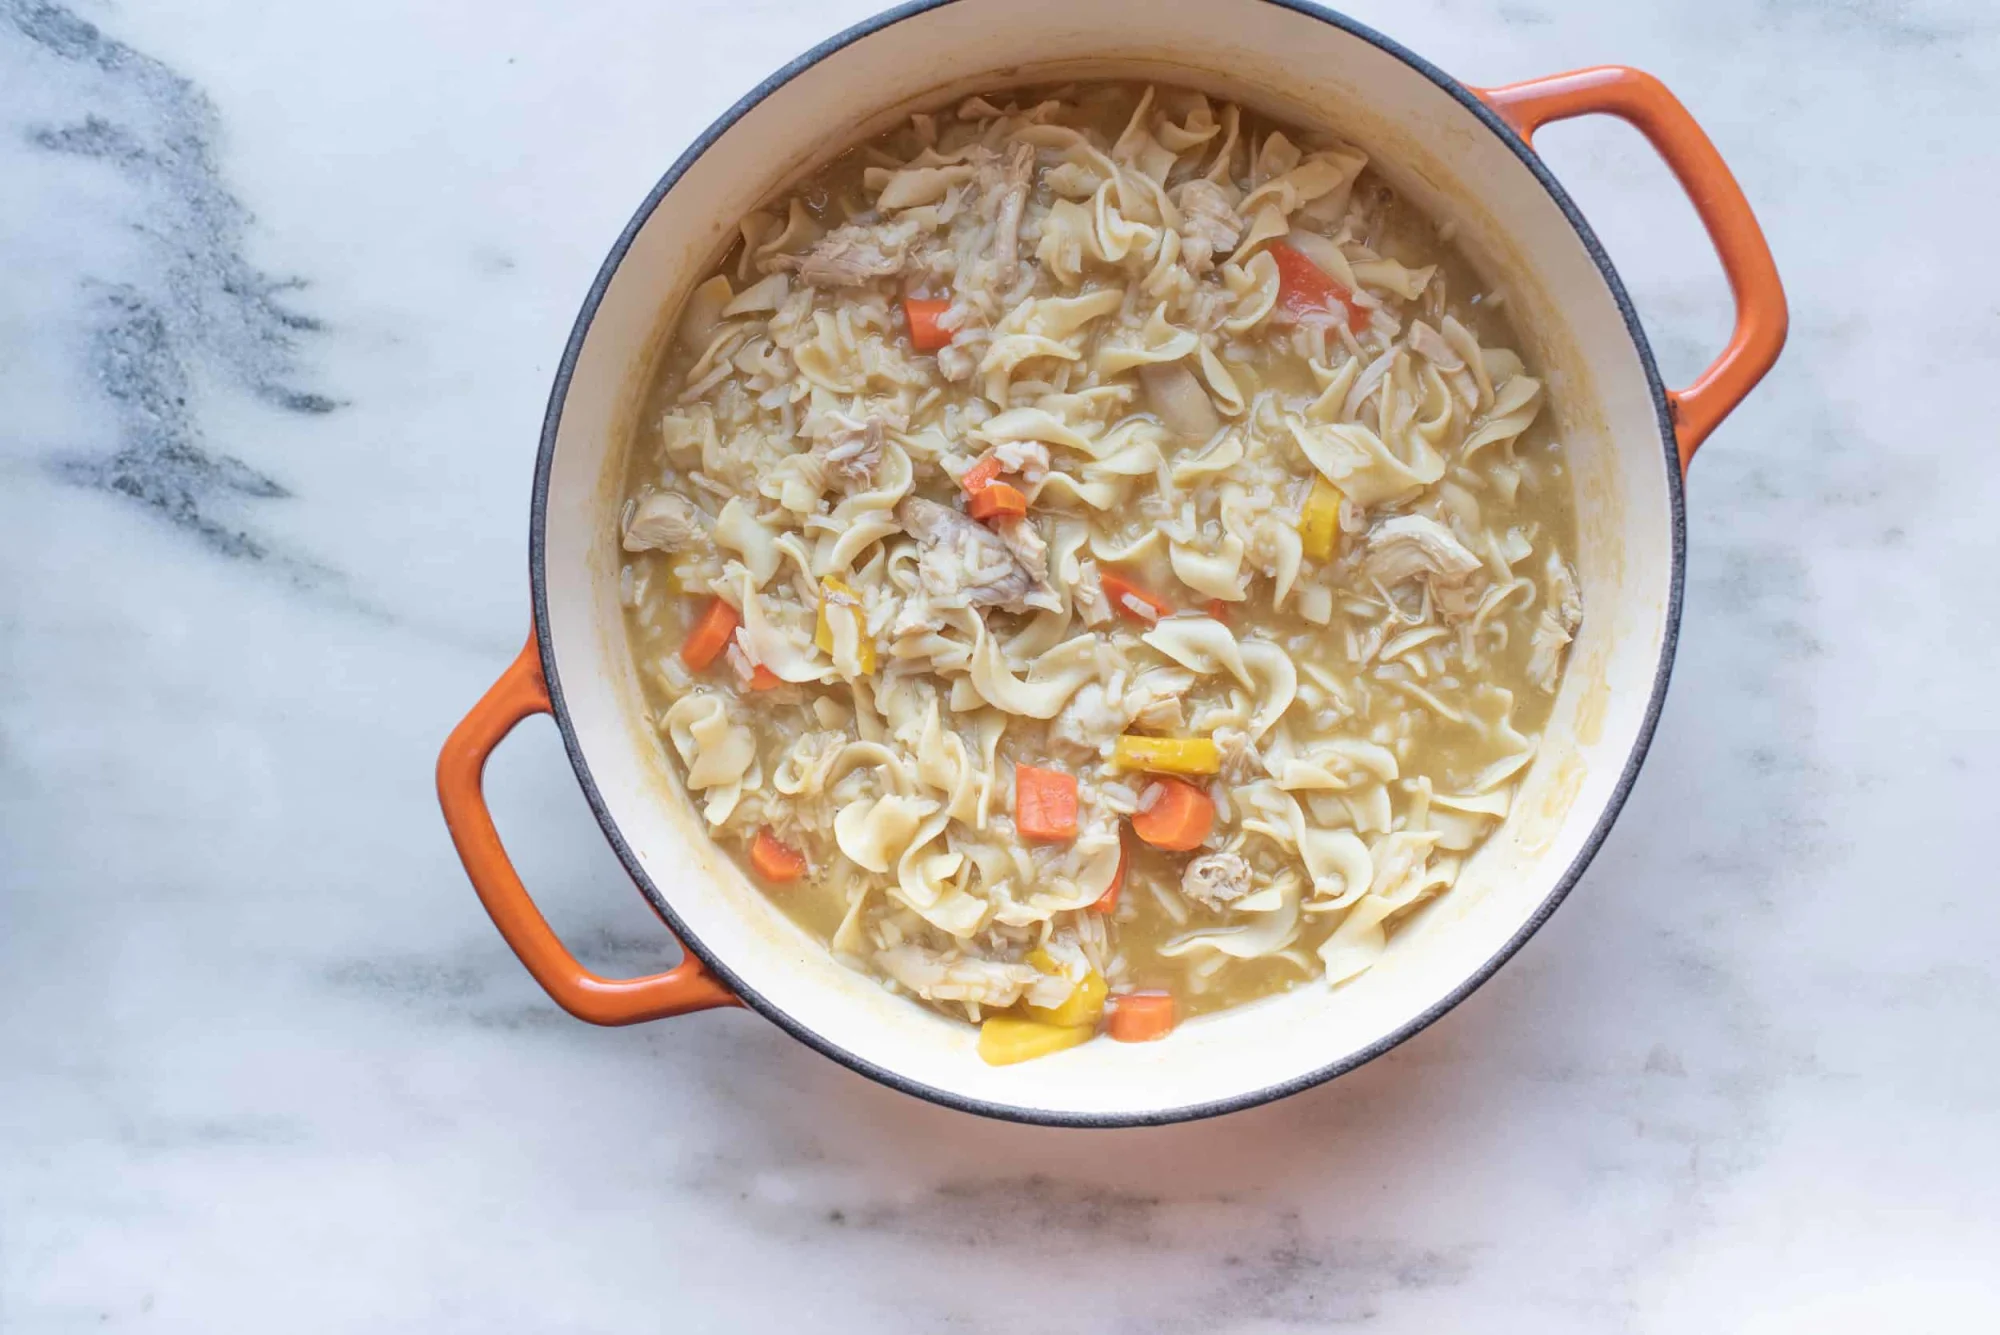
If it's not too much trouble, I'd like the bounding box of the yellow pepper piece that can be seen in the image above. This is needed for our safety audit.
[814,576,876,673]
[1299,476,1342,561]
[1113,734,1222,776]
[1024,949,1108,1028]
[978,1015,1095,1066]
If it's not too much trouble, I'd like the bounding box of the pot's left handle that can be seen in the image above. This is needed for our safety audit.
[437,633,740,1024]
[1473,66,1788,472]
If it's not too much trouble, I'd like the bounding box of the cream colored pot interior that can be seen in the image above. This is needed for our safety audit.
[538,0,1675,1120]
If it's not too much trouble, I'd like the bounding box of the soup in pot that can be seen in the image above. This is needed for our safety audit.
[617,83,1580,1063]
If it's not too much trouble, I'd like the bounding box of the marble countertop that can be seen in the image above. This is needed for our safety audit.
[4,0,1995,1328]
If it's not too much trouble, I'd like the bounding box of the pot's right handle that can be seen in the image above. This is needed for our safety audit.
[1473,66,1788,473]
[437,632,740,1025]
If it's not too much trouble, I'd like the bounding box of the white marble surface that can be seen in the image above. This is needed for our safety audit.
[3,0,1995,1327]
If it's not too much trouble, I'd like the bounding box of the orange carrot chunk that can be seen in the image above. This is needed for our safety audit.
[1099,570,1175,624]
[1016,764,1079,842]
[959,455,1005,494]
[905,296,953,352]
[681,596,740,672]
[1130,777,1214,852]
[968,481,1028,522]
[747,664,783,691]
[1204,598,1231,622]
[749,828,808,883]
[1269,241,1369,335]
[1107,991,1177,1043]
[1092,840,1128,913]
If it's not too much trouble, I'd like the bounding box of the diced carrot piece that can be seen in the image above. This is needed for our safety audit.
[1015,764,1079,842]
[1130,777,1214,852]
[959,455,1004,494]
[905,296,953,352]
[1092,840,1127,913]
[1204,598,1231,622]
[1099,570,1175,623]
[748,829,807,883]
[968,481,1028,522]
[681,596,740,671]
[747,664,782,690]
[1107,991,1176,1043]
[1269,241,1369,334]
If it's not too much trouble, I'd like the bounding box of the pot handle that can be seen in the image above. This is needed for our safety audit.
[436,633,740,1024]
[1473,66,1787,472]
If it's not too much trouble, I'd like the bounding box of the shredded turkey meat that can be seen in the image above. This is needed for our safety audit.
[1126,668,1194,732]
[1050,682,1130,758]
[1072,559,1112,627]
[990,438,1051,484]
[990,141,1035,284]
[897,496,1058,611]
[992,516,1050,585]
[1363,514,1488,622]
[770,222,914,287]
[623,492,707,552]
[1182,852,1254,909]
[1175,178,1242,273]
[1527,553,1584,692]
[1406,319,1464,372]
[811,416,885,490]
[875,944,1072,1009]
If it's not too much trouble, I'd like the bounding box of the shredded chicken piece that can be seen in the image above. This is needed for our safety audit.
[769,222,912,287]
[1125,668,1194,732]
[1406,319,1465,372]
[810,416,884,490]
[991,141,1035,284]
[1175,178,1242,273]
[1213,727,1263,784]
[1547,551,1582,628]
[1527,553,1583,692]
[875,944,1068,1008]
[623,492,707,552]
[1072,559,1112,627]
[990,438,1051,484]
[1365,514,1482,587]
[1050,682,1130,758]
[897,496,1057,611]
[935,342,977,382]
[1182,851,1254,909]
[1365,514,1487,623]
[888,586,938,639]
[993,516,1051,588]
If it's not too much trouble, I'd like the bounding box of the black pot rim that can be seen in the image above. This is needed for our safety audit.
[527,0,1684,1128]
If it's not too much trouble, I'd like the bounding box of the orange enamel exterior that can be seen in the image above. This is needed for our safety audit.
[1473,66,1789,473]
[436,634,740,1023]
[437,36,1787,1079]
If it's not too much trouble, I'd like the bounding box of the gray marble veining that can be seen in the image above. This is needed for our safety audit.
[8,0,332,568]
[3,0,1996,1329]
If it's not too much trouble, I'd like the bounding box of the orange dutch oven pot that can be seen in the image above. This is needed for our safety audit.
[438,0,1784,1126]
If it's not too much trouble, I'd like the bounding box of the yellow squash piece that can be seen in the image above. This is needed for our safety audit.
[814,576,876,673]
[1113,734,1222,776]
[1024,949,1108,1027]
[1298,476,1342,561]
[978,1015,1095,1066]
